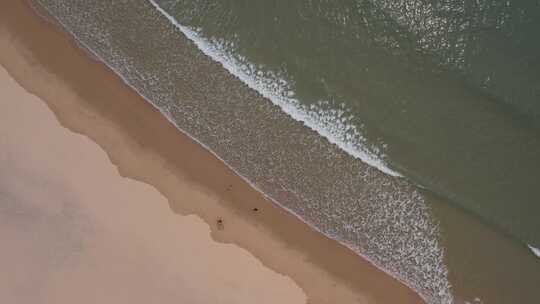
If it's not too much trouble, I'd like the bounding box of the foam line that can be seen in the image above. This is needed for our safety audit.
[147,0,401,178]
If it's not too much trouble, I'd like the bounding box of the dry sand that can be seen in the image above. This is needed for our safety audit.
[0,1,423,303]
[0,64,306,303]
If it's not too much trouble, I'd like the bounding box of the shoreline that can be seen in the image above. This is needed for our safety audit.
[0,1,422,304]
[27,1,453,301]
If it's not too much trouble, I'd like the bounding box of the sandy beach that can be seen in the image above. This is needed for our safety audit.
[0,63,306,303]
[0,1,422,303]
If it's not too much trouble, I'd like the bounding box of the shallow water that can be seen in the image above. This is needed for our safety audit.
[34,0,540,303]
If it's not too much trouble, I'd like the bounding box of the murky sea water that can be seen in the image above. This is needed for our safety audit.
[34,0,540,303]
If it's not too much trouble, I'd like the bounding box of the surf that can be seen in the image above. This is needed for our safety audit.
[146,1,401,178]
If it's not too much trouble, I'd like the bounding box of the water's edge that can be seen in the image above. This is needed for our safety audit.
[32,1,454,302]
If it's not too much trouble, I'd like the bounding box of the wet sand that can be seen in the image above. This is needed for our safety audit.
[0,1,423,303]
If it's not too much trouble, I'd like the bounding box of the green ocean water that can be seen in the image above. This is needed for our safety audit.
[156,0,540,249]
[154,0,540,302]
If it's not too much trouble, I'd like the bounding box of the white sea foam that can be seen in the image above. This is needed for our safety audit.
[528,244,540,258]
[148,0,401,178]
